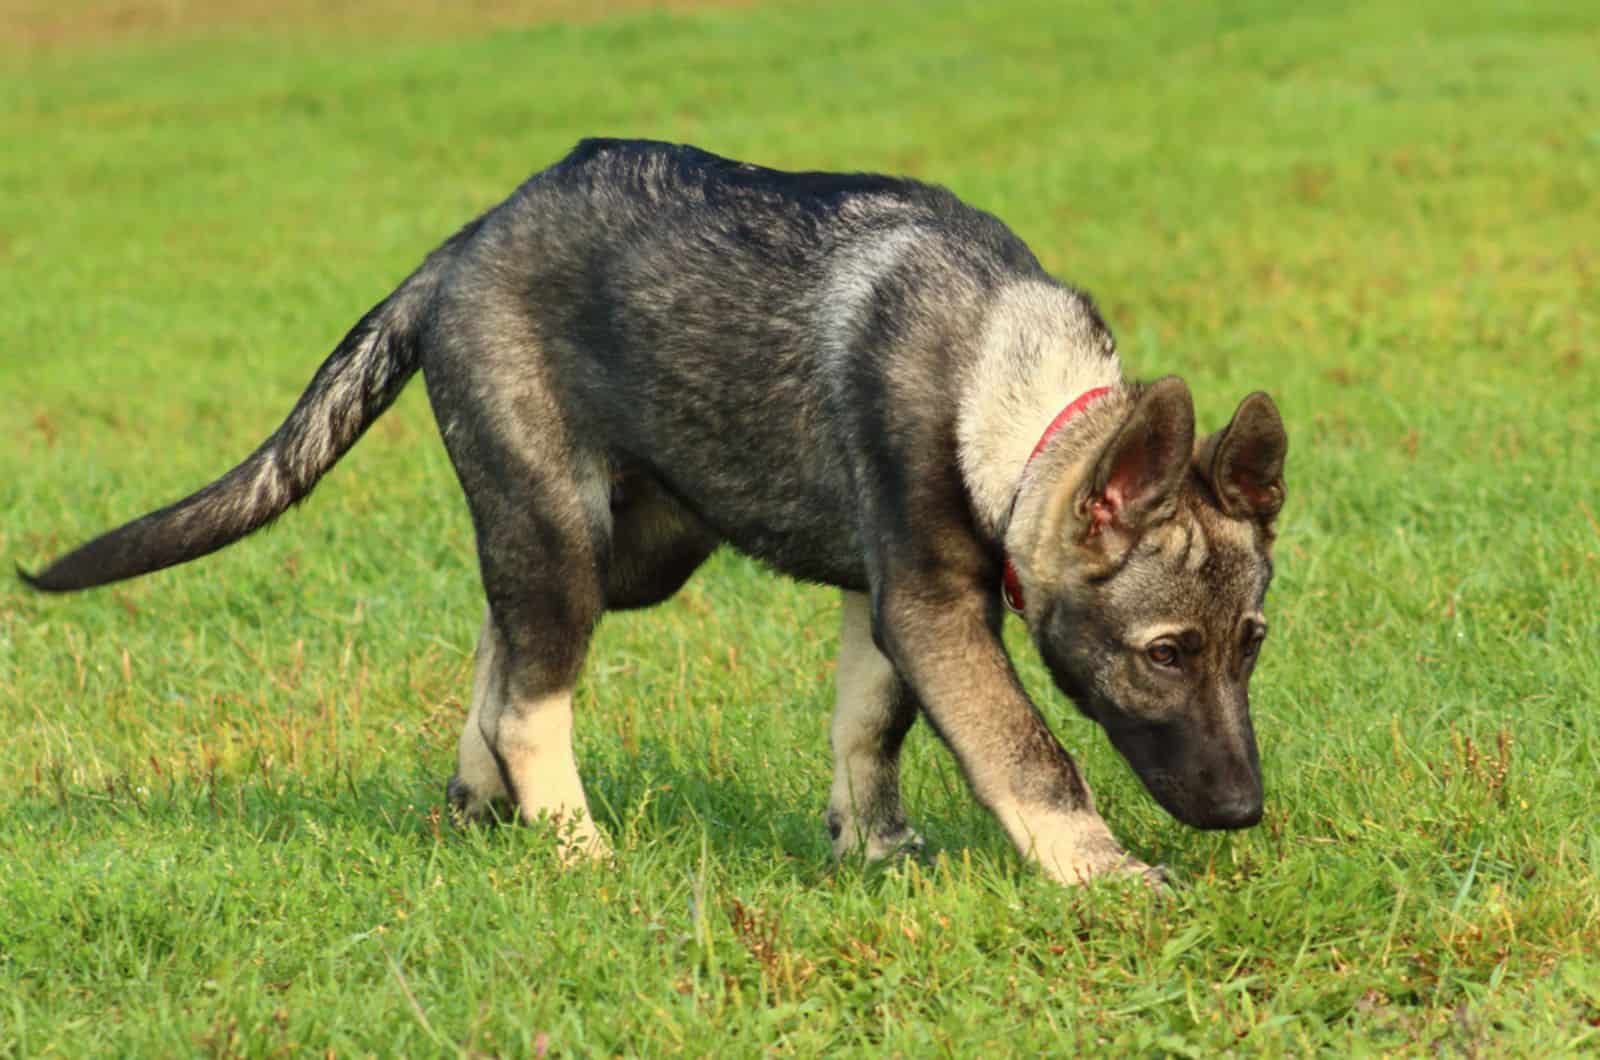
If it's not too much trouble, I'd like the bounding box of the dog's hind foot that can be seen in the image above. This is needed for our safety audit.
[445,774,514,827]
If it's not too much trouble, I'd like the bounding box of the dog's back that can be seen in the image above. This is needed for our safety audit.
[429,139,1058,585]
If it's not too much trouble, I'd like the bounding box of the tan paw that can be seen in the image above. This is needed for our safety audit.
[1005,808,1161,888]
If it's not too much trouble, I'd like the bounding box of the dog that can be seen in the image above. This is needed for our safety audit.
[21,139,1287,885]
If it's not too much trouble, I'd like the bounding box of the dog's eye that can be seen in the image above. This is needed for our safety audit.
[1243,627,1267,658]
[1146,642,1180,669]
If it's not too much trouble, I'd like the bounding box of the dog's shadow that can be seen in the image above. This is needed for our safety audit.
[10,738,854,883]
[24,726,1205,889]
[13,735,1229,894]
[544,734,854,879]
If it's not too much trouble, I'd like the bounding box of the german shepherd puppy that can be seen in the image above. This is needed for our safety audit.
[21,140,1286,885]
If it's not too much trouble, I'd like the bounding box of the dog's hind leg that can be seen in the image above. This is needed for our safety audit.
[454,463,611,860]
[446,598,610,862]
[828,591,922,861]
[430,352,613,859]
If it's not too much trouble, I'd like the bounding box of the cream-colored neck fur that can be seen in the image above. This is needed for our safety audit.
[956,282,1123,537]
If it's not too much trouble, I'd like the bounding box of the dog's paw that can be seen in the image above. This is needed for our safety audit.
[1112,855,1172,891]
[1038,848,1134,886]
[865,826,927,865]
[829,810,925,864]
[518,807,615,867]
[553,814,614,866]
[445,774,514,827]
[1020,812,1166,889]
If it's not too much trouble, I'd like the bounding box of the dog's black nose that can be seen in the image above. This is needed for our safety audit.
[1201,795,1263,830]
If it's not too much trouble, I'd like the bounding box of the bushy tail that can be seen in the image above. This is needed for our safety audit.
[19,255,448,593]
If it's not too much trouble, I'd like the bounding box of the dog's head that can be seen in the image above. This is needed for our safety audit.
[1009,377,1287,830]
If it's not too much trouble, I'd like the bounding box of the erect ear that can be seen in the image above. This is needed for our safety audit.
[1084,376,1196,538]
[1194,391,1287,522]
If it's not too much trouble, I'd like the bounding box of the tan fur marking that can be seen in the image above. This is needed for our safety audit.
[1158,517,1204,575]
[1126,622,1194,648]
[1187,524,1211,573]
[496,687,609,861]
[459,609,608,861]
[957,282,1122,534]
[990,798,1157,885]
[829,592,917,859]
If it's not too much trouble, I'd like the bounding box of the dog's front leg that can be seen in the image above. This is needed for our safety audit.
[874,581,1157,886]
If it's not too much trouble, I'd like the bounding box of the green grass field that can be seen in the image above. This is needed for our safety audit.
[2,0,1597,1053]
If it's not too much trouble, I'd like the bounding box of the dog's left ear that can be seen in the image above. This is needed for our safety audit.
[1195,392,1287,523]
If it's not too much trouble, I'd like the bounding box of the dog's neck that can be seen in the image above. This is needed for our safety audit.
[956,283,1123,539]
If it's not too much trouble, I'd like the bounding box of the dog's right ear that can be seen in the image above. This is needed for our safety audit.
[1081,376,1196,543]
[1194,391,1287,524]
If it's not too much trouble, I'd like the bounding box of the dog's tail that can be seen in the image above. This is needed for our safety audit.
[18,243,457,593]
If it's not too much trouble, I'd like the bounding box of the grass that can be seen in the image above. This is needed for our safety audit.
[2,0,1597,1053]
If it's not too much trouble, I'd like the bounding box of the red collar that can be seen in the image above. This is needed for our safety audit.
[1001,386,1112,614]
